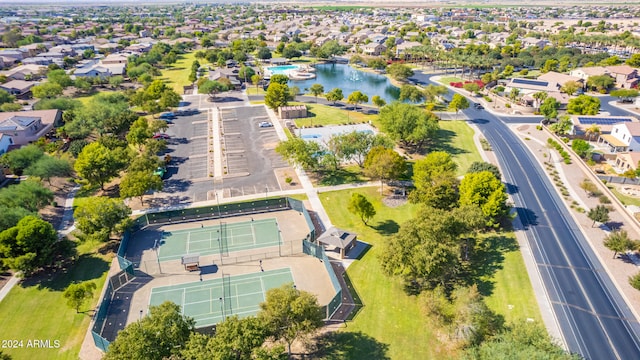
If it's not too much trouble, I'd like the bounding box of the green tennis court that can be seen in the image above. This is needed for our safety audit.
[148,268,294,327]
[155,218,281,261]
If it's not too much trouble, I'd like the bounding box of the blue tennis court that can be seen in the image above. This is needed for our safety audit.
[148,268,294,327]
[154,218,281,261]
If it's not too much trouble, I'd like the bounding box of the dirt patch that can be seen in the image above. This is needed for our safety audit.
[382,195,408,208]
[274,167,303,190]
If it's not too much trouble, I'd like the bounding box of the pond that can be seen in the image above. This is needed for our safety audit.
[289,63,400,105]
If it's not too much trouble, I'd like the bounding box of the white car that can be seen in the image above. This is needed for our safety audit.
[258,121,273,128]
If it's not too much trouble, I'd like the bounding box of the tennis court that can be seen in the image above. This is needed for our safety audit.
[148,268,294,327]
[155,218,281,261]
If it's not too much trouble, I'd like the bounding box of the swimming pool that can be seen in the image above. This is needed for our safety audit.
[266,65,300,75]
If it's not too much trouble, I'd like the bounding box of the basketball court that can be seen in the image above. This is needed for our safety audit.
[149,268,294,327]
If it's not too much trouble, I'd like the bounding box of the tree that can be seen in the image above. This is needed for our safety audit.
[47,69,74,88]
[198,79,227,100]
[0,206,33,233]
[465,321,578,360]
[257,47,272,60]
[74,197,132,242]
[0,89,15,106]
[567,95,600,115]
[105,301,195,360]
[541,59,559,73]
[463,82,480,95]
[459,171,509,228]
[347,193,376,225]
[238,66,255,82]
[258,284,324,358]
[449,93,470,119]
[380,206,484,293]
[387,63,413,81]
[0,179,53,212]
[603,229,635,259]
[109,75,124,89]
[399,85,425,103]
[467,161,501,180]
[63,281,97,313]
[126,117,153,149]
[423,84,448,103]
[378,102,439,151]
[571,139,591,158]
[276,137,322,170]
[264,82,293,109]
[325,88,344,105]
[372,95,386,108]
[158,89,181,110]
[410,151,459,209]
[269,74,289,85]
[586,75,614,93]
[309,83,324,103]
[363,146,406,193]
[347,90,368,111]
[0,144,44,174]
[539,97,560,120]
[24,155,72,185]
[561,80,582,96]
[610,89,639,102]
[120,171,163,205]
[327,131,393,167]
[31,82,63,99]
[74,142,128,190]
[0,216,57,276]
[0,103,21,112]
[587,205,610,227]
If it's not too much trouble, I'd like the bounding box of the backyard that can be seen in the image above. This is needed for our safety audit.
[0,239,112,360]
[319,187,542,359]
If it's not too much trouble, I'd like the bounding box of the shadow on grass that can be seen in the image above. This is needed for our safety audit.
[433,128,468,156]
[372,219,399,236]
[310,331,390,360]
[343,270,365,321]
[317,169,364,186]
[467,234,520,297]
[22,254,110,291]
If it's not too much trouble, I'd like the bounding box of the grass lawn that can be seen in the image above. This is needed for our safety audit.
[159,52,208,94]
[0,239,112,360]
[320,186,542,358]
[483,236,542,324]
[246,86,266,96]
[608,186,640,207]
[434,120,483,175]
[438,76,464,85]
[290,102,377,128]
[75,90,117,106]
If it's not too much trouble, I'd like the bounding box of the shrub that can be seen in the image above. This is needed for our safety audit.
[536,125,542,130]
[505,103,511,108]
[630,272,640,290]
[599,195,611,204]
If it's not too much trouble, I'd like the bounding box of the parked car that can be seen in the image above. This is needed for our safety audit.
[474,103,484,110]
[159,112,176,119]
[176,108,200,116]
[258,121,273,128]
[153,133,170,140]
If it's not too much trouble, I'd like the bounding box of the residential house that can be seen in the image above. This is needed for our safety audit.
[362,43,386,56]
[209,68,241,90]
[0,80,37,99]
[521,37,549,49]
[504,78,560,98]
[0,50,24,62]
[1,64,47,80]
[0,133,13,155]
[606,65,639,89]
[570,66,610,81]
[614,151,640,172]
[0,109,62,146]
[74,65,112,78]
[597,120,640,152]
[101,53,129,65]
[571,115,636,138]
[396,41,422,58]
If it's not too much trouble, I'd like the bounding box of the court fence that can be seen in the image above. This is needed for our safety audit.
[94,197,319,351]
[91,269,136,352]
[303,240,343,319]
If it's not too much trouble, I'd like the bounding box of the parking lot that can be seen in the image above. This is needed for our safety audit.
[150,104,292,205]
[219,106,289,198]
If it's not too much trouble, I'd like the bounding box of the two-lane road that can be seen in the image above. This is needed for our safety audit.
[410,71,640,359]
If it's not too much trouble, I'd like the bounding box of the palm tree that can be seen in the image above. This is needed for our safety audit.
[585,124,601,142]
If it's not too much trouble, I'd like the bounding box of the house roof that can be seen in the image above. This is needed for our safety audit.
[537,71,582,86]
[0,79,36,92]
[607,65,636,75]
[0,109,60,126]
[601,134,627,147]
[623,122,640,136]
[0,116,40,131]
[316,227,357,249]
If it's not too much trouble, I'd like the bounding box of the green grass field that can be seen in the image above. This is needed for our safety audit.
[75,90,117,106]
[289,102,378,128]
[320,186,541,359]
[438,76,464,85]
[608,186,640,207]
[0,239,111,360]
[435,120,483,176]
[159,52,208,94]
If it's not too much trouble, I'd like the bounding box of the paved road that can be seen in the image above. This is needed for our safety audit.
[411,70,640,359]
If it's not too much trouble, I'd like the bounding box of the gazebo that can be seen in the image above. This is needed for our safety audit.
[316,227,357,259]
